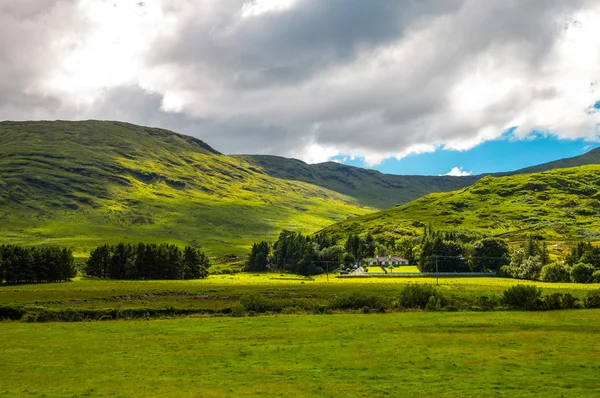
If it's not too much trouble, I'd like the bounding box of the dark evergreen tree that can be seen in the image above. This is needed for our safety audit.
[245,242,270,272]
[472,238,510,272]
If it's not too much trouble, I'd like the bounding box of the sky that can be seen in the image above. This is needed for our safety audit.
[1,0,600,176]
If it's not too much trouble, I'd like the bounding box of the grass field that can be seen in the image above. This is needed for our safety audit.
[1,311,600,397]
[1,275,599,316]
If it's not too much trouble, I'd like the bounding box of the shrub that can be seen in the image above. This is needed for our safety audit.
[230,303,246,317]
[330,292,388,312]
[0,306,25,320]
[502,285,542,310]
[592,270,600,283]
[584,290,600,308]
[240,293,280,313]
[571,263,595,283]
[398,284,443,309]
[498,265,516,278]
[425,296,444,311]
[561,293,580,309]
[543,293,564,310]
[478,296,499,311]
[539,263,570,283]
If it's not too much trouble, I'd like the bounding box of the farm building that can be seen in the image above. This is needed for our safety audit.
[364,255,409,266]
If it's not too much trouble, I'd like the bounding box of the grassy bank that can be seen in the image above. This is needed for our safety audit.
[1,311,600,397]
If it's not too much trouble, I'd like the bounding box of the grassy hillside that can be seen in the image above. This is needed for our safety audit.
[0,121,371,257]
[236,155,479,209]
[506,146,600,175]
[322,165,600,242]
[239,148,600,210]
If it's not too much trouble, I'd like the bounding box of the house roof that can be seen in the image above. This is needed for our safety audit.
[364,255,408,263]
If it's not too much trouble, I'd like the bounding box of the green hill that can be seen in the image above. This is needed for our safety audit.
[237,147,600,210]
[322,165,600,242]
[235,155,479,209]
[0,121,371,257]
[504,146,600,175]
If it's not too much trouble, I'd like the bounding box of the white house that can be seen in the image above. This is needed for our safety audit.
[364,255,409,266]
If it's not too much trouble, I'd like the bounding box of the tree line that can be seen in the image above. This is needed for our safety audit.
[246,230,354,276]
[491,236,600,283]
[85,243,211,280]
[0,245,76,285]
[245,226,511,276]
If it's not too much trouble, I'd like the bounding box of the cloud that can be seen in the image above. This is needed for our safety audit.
[1,0,600,165]
[442,167,472,177]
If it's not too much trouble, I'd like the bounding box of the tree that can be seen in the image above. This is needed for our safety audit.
[419,235,469,273]
[86,245,111,278]
[540,262,570,282]
[245,242,270,272]
[516,256,543,280]
[183,246,210,279]
[361,234,376,258]
[344,234,361,263]
[571,263,595,283]
[472,238,509,272]
[523,235,542,258]
[395,236,416,264]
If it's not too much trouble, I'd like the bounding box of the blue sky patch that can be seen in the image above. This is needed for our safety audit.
[330,136,600,176]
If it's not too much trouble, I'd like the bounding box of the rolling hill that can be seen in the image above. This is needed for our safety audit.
[0,120,371,257]
[235,155,479,209]
[237,147,600,209]
[321,165,600,243]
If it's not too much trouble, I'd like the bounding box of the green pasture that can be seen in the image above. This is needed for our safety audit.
[1,275,599,314]
[1,311,600,397]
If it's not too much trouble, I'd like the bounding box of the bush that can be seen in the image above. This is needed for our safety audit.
[516,256,543,280]
[539,263,570,283]
[239,293,281,313]
[571,263,595,283]
[330,292,388,312]
[498,265,516,278]
[543,293,564,310]
[0,306,25,320]
[502,285,542,310]
[425,296,444,311]
[561,293,580,309]
[592,270,600,283]
[584,290,600,308]
[398,284,444,309]
[478,296,499,311]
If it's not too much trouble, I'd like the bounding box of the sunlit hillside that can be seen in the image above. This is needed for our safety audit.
[322,165,600,243]
[0,121,371,257]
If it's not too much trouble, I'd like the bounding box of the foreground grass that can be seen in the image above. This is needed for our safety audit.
[1,311,600,397]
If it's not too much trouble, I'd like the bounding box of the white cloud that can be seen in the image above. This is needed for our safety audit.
[442,167,472,177]
[2,0,600,166]
[242,0,297,18]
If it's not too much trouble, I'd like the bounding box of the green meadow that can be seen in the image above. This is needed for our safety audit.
[1,311,600,397]
[1,275,599,318]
